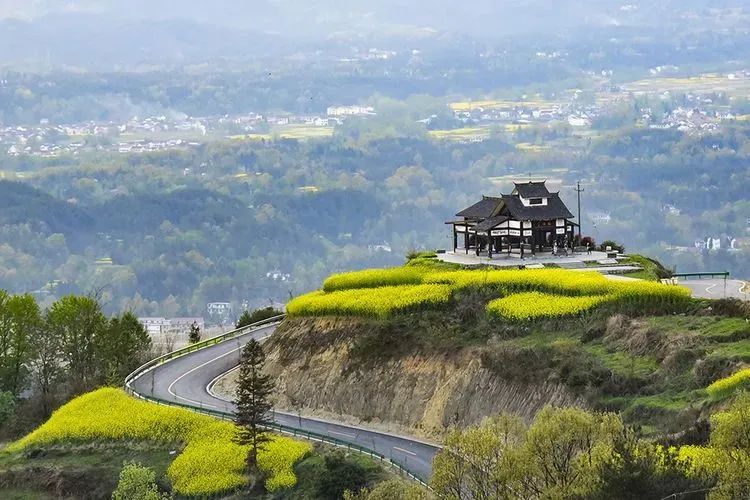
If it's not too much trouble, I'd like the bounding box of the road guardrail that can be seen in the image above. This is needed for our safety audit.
[124,314,431,487]
[124,315,286,392]
[672,271,729,280]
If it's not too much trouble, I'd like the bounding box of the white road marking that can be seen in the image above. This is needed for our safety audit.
[393,446,417,456]
[705,283,718,295]
[204,335,272,397]
[167,333,272,409]
[329,430,356,439]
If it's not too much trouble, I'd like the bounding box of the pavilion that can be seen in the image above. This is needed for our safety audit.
[446,180,579,259]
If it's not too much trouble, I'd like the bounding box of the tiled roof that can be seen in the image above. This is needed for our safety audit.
[513,181,551,199]
[501,192,573,221]
[456,196,503,218]
[474,216,510,232]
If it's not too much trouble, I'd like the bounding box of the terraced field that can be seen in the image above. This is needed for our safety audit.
[287,261,690,321]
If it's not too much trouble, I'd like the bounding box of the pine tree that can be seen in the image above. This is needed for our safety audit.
[188,321,201,344]
[233,338,275,471]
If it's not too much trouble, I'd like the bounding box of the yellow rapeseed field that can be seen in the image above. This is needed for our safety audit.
[423,268,613,296]
[6,388,311,497]
[287,266,690,320]
[286,284,453,318]
[487,292,609,320]
[706,367,750,400]
[323,267,429,292]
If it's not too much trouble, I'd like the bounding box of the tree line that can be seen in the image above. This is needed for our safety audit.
[0,290,151,436]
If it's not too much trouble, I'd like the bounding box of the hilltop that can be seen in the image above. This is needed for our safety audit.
[217,254,750,441]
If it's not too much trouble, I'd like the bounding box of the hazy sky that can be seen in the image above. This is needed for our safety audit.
[0,1,631,38]
[0,1,745,41]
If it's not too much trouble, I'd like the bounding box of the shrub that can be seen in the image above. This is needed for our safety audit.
[406,250,437,261]
[710,298,750,319]
[599,240,625,252]
[113,462,166,500]
[6,388,311,497]
[679,394,750,499]
[286,285,453,318]
[706,367,750,400]
[317,451,369,500]
[236,307,283,328]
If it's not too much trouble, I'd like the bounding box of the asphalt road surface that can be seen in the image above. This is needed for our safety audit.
[679,278,748,300]
[130,324,439,482]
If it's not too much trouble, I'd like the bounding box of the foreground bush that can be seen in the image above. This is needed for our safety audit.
[6,388,311,497]
[432,406,710,500]
[679,393,750,499]
[286,284,452,318]
[113,462,166,500]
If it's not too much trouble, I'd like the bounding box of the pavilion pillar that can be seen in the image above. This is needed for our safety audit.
[453,226,457,252]
[488,233,493,258]
[464,228,469,254]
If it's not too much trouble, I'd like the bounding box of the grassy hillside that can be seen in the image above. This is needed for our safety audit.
[0,388,402,499]
[277,256,750,436]
[1,389,313,498]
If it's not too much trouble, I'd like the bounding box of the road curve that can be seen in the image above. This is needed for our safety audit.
[678,278,748,300]
[129,324,439,482]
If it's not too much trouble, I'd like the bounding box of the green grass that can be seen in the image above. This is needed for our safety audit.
[620,392,696,412]
[622,270,654,280]
[585,344,659,379]
[504,329,579,348]
[0,444,175,472]
[709,340,750,361]
[647,316,750,342]
[622,254,670,281]
[0,445,176,499]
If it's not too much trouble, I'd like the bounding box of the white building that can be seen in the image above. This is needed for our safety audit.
[139,317,205,337]
[326,106,375,117]
[139,317,169,336]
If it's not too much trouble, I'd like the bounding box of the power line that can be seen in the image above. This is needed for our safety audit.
[575,180,584,238]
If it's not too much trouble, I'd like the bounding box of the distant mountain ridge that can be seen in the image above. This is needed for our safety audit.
[0,1,747,70]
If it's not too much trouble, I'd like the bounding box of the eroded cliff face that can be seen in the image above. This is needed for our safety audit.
[215,317,585,438]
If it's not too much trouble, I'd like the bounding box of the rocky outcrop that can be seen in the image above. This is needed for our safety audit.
[214,317,585,439]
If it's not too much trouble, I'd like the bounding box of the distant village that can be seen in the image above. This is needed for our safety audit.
[448,69,750,142]
[4,69,750,158]
[1,105,375,159]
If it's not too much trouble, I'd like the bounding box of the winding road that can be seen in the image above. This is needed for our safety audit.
[128,323,439,482]
[678,278,748,300]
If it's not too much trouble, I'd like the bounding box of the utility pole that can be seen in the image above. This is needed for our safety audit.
[575,180,584,238]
